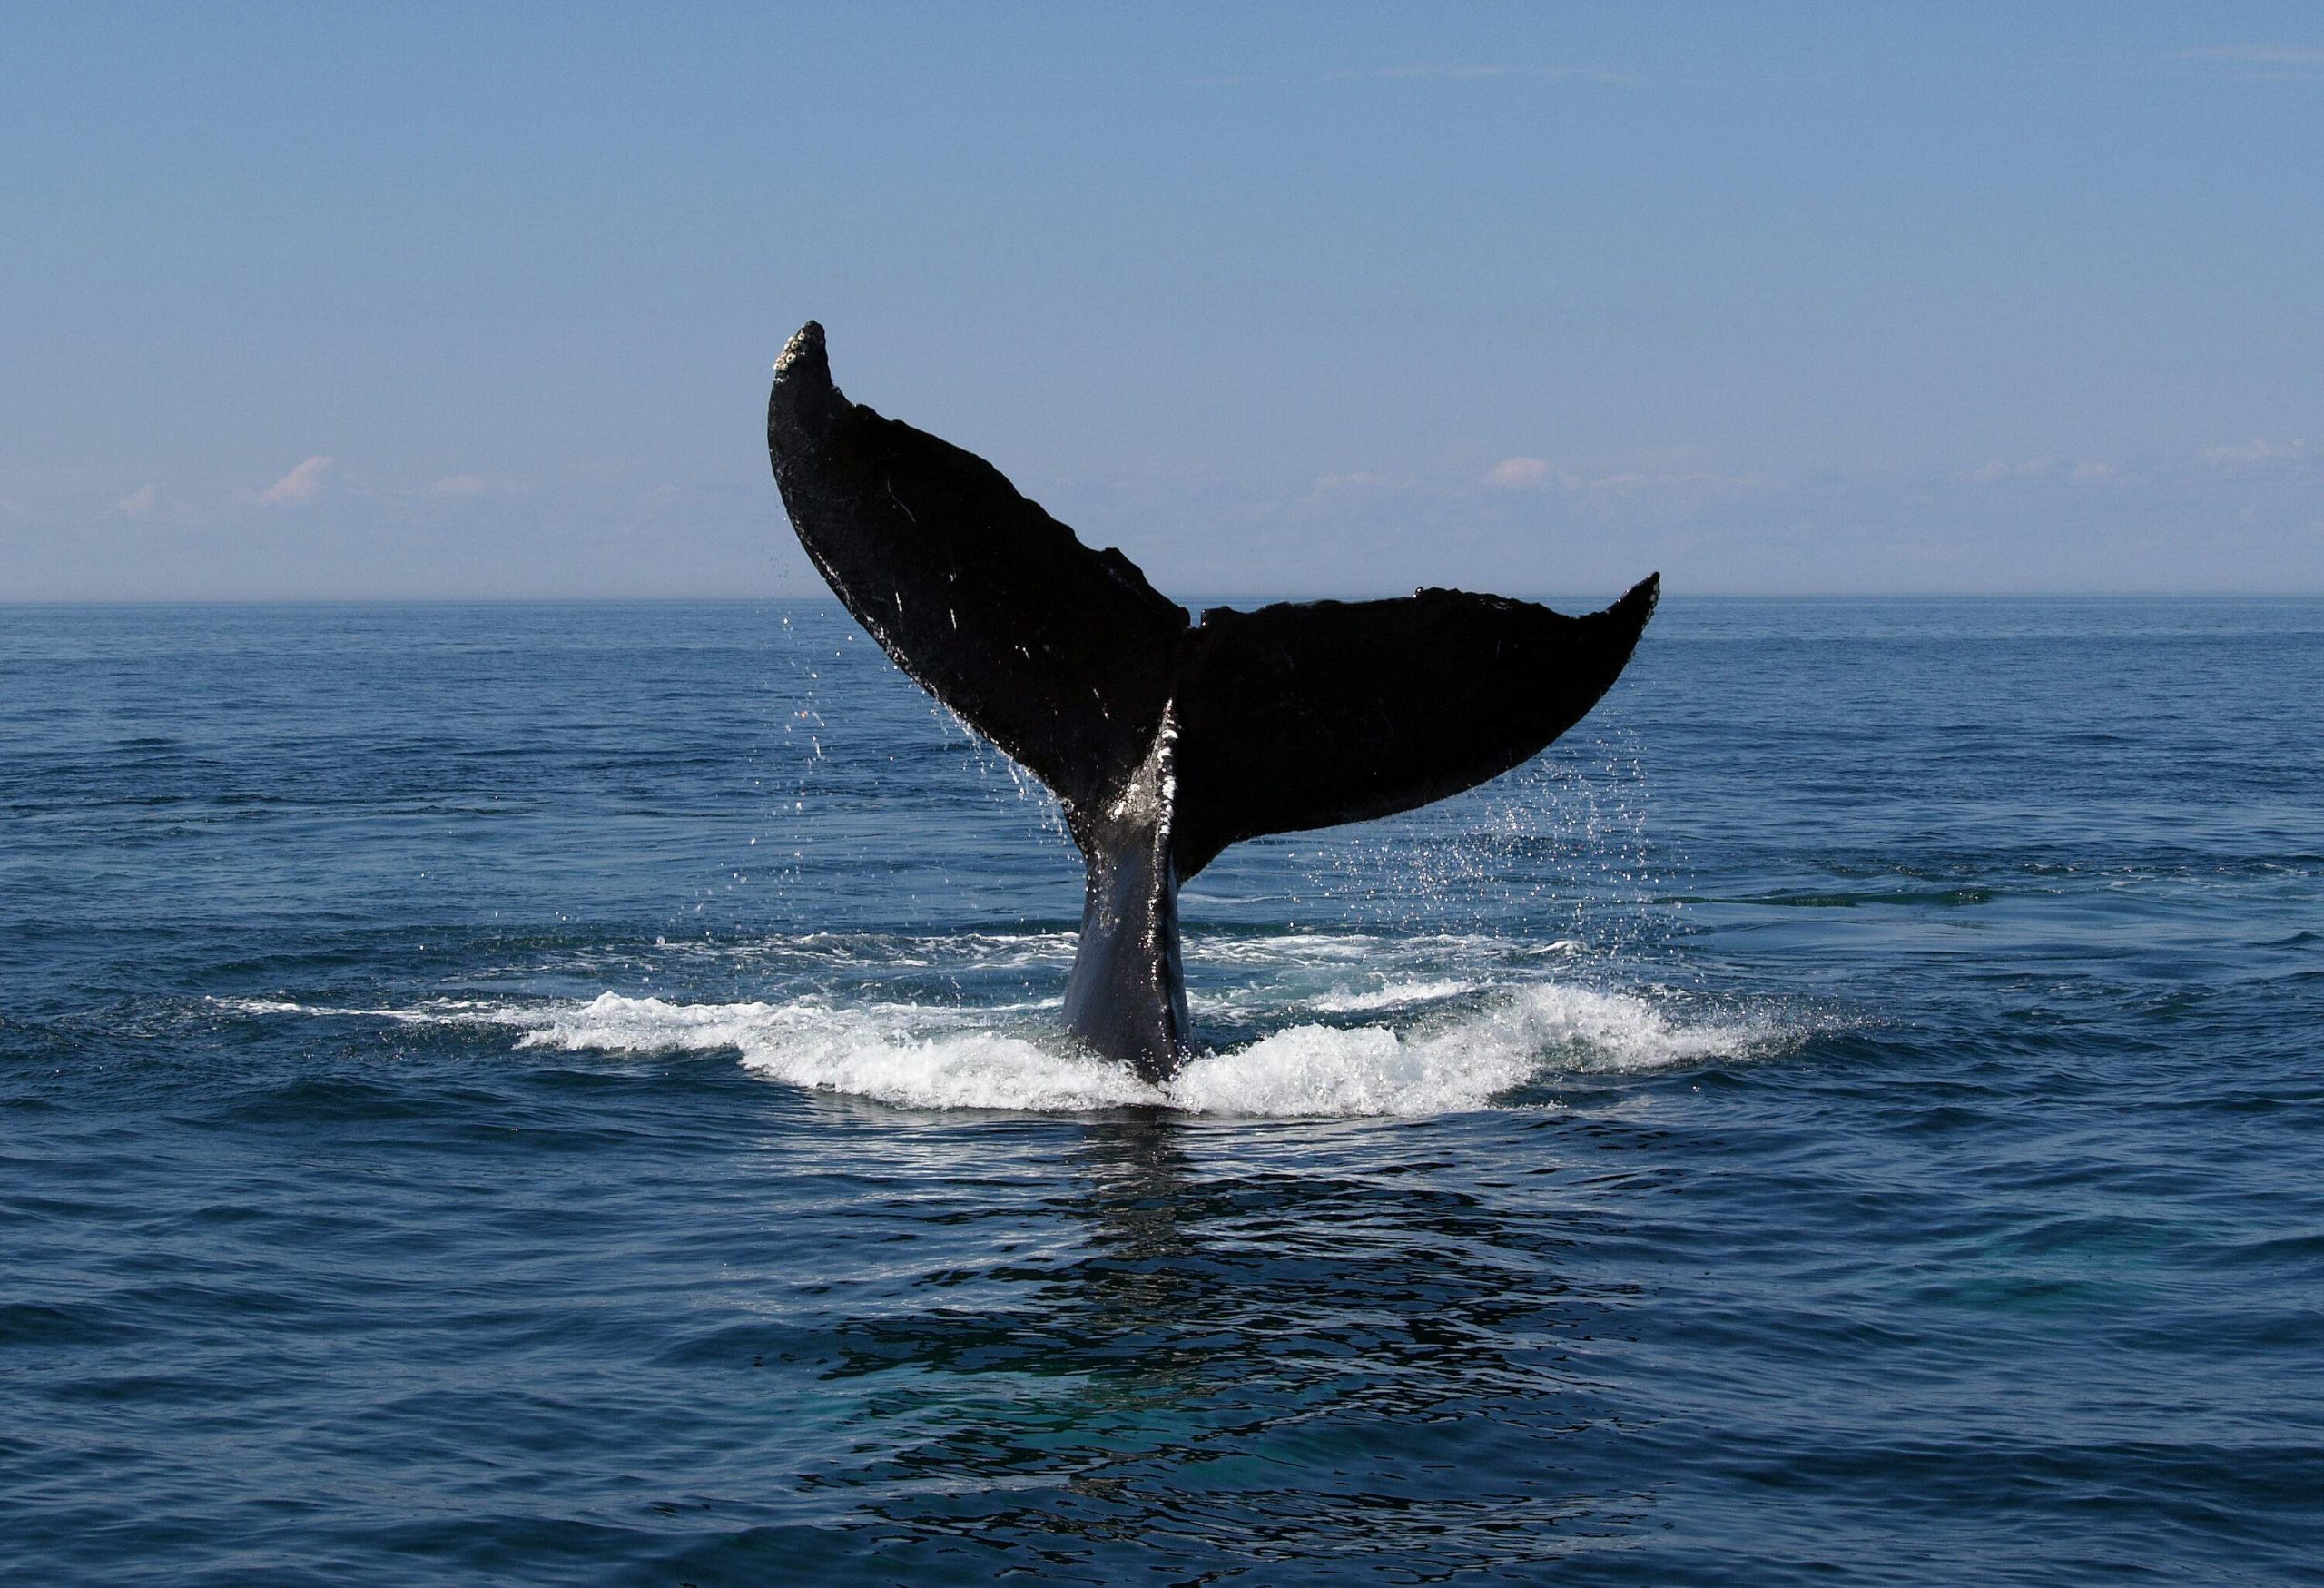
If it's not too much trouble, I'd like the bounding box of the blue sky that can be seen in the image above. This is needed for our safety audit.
[4,3,2319,599]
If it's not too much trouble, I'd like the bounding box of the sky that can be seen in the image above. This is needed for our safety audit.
[3,3,2319,600]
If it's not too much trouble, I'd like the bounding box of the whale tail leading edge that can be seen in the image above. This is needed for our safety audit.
[768,321,1659,1082]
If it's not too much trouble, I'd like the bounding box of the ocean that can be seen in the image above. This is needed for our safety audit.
[2,596,2319,1584]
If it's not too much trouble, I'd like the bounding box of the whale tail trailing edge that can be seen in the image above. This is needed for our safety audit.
[769,321,1658,1080]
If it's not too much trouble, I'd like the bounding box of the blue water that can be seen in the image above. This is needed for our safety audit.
[3,597,2319,1584]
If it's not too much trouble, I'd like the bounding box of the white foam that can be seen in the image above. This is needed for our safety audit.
[208,995,491,1023]
[213,965,1777,1119]
[513,992,1158,1111]
[1171,983,1758,1117]
[480,981,1768,1119]
[1306,978,1479,1013]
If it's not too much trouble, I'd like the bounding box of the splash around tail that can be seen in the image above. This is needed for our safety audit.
[770,321,1658,1081]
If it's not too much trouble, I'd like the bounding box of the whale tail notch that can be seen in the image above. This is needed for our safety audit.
[769,321,1658,1080]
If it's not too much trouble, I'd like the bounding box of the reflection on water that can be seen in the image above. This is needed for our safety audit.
[818,1116,1654,1575]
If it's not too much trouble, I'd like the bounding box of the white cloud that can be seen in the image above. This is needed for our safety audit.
[2176,44,2324,65]
[2202,438,2306,465]
[116,484,157,517]
[1379,64,1525,81]
[260,455,333,506]
[1489,457,1550,488]
[431,474,489,496]
[2171,44,2324,80]
[1959,457,2117,486]
[1963,456,2062,484]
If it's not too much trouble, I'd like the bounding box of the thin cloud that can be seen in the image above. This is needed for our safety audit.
[2202,438,2307,465]
[1340,63,1633,84]
[1193,62,1632,88]
[1963,456,2063,484]
[2171,44,2324,77]
[1379,64,1525,81]
[116,484,157,518]
[431,474,489,496]
[1551,468,1782,512]
[1488,456,1776,499]
[260,455,333,506]
[2175,44,2324,65]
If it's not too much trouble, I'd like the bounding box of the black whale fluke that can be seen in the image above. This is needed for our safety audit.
[769,321,1659,1084]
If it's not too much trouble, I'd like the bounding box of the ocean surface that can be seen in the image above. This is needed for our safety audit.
[3,596,2319,1585]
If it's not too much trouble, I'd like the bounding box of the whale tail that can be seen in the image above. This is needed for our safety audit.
[769,321,1658,1080]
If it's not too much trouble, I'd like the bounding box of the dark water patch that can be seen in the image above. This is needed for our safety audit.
[0,1298,151,1348]
[202,1073,467,1127]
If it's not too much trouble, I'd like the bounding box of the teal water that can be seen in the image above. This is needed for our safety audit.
[2,597,2319,1583]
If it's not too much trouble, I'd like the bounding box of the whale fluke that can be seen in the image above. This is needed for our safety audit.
[1170,578,1659,879]
[770,321,1187,826]
[770,321,1658,1083]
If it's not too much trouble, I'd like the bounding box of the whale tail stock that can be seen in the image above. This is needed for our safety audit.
[769,321,1658,1082]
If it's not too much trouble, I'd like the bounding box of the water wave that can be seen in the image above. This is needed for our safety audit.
[1306,977,1481,1013]
[213,958,1775,1116]
[514,994,1156,1110]
[477,981,1775,1117]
